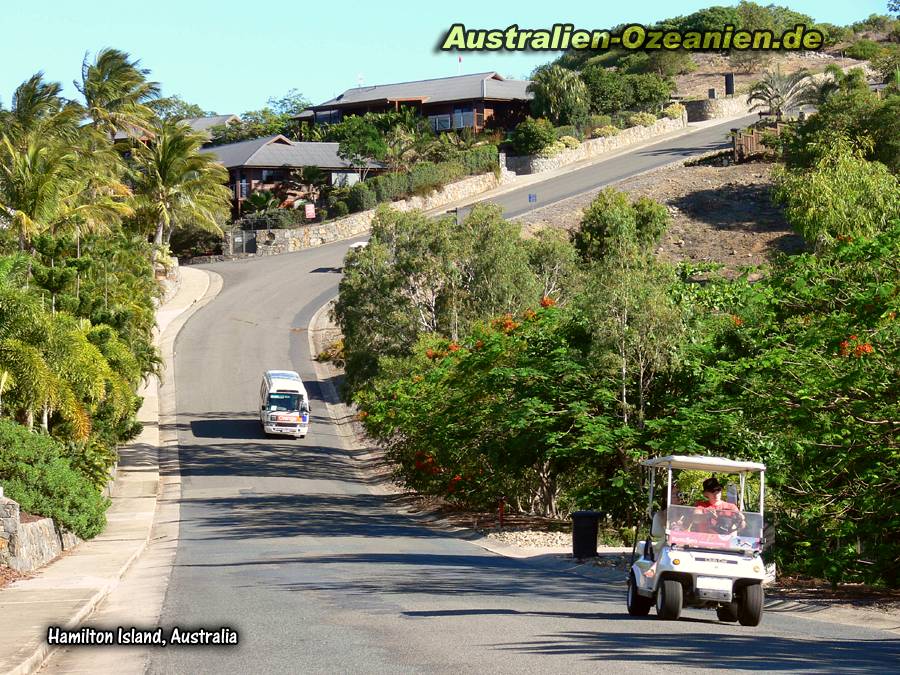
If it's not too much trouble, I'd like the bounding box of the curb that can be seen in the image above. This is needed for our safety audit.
[2,269,223,675]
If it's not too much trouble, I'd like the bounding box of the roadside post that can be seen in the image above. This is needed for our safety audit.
[528,193,537,213]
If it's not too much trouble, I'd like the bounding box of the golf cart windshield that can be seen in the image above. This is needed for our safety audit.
[666,505,763,552]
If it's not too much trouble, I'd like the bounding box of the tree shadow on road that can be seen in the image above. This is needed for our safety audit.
[494,629,900,672]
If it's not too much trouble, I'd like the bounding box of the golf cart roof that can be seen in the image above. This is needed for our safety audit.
[642,455,765,472]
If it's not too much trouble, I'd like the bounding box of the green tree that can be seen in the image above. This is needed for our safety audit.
[773,136,900,248]
[76,48,160,139]
[527,65,590,126]
[334,204,540,396]
[573,188,669,263]
[152,95,210,121]
[130,120,231,250]
[330,115,387,180]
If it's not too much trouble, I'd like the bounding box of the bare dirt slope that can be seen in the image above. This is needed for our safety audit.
[517,159,803,271]
[675,52,869,99]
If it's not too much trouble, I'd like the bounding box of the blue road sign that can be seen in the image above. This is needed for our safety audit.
[528,193,537,203]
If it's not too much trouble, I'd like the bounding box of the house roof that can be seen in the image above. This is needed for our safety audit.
[183,114,240,132]
[306,71,532,112]
[203,135,381,169]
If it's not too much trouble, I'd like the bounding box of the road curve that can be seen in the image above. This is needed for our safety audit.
[149,237,899,674]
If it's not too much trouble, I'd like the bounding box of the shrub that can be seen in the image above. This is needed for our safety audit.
[235,209,305,230]
[0,420,109,539]
[348,182,377,212]
[559,135,581,150]
[627,112,657,127]
[554,125,583,141]
[845,39,884,61]
[536,140,566,158]
[663,103,686,120]
[409,161,465,196]
[459,145,499,175]
[370,172,409,203]
[591,125,620,138]
[773,137,900,248]
[574,188,669,261]
[510,117,556,155]
[332,200,350,217]
[586,114,612,129]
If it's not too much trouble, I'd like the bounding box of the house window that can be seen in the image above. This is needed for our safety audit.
[452,104,475,129]
[261,169,284,183]
[315,109,342,125]
[429,114,452,132]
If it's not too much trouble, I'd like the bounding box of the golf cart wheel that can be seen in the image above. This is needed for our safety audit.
[738,583,764,626]
[716,601,739,622]
[655,579,683,620]
[627,573,652,616]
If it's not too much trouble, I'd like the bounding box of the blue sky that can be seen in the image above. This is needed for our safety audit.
[1,1,889,114]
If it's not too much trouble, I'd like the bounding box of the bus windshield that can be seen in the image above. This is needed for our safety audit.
[267,392,306,412]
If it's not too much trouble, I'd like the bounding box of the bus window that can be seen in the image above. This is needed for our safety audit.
[267,392,301,412]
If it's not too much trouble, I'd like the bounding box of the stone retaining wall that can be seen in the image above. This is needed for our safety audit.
[0,496,80,573]
[684,95,751,122]
[505,116,687,176]
[237,171,505,258]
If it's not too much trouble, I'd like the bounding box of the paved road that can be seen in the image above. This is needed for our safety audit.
[146,237,899,674]
[460,114,758,220]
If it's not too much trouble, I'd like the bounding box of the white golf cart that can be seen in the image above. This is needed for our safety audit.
[626,455,768,626]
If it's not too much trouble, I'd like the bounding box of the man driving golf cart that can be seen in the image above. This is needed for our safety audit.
[692,477,747,534]
[627,455,768,626]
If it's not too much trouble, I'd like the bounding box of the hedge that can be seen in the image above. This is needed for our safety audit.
[627,111,657,127]
[0,420,109,539]
[409,161,466,196]
[459,145,499,175]
[370,171,409,203]
[348,182,377,212]
[341,145,500,214]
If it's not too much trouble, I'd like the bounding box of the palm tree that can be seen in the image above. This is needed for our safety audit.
[243,190,280,214]
[130,120,231,252]
[527,65,590,126]
[0,129,132,250]
[1,72,83,140]
[0,132,76,249]
[748,68,816,118]
[76,48,160,139]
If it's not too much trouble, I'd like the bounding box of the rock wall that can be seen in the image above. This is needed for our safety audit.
[241,171,505,257]
[505,116,687,176]
[0,496,80,573]
[684,95,751,122]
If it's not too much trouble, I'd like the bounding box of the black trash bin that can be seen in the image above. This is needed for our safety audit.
[571,510,602,559]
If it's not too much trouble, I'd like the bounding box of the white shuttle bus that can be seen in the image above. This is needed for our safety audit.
[259,370,310,438]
